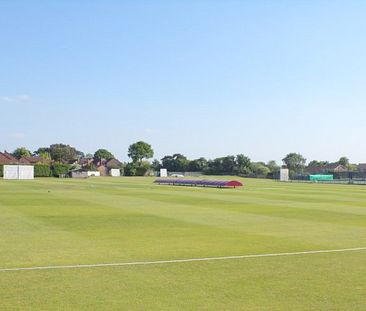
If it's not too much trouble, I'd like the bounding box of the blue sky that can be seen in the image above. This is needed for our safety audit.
[1,1,366,163]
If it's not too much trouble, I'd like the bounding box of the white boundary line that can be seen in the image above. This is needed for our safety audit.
[1,247,365,272]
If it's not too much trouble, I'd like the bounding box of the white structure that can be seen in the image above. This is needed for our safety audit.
[3,165,34,180]
[280,168,289,182]
[110,169,120,177]
[87,171,100,177]
[71,170,101,178]
[71,171,89,178]
[160,168,168,177]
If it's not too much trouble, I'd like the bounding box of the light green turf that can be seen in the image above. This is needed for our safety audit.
[0,177,365,310]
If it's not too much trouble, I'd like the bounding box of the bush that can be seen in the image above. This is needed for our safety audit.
[124,163,137,176]
[51,162,70,177]
[34,164,51,177]
[136,161,152,176]
[0,165,3,177]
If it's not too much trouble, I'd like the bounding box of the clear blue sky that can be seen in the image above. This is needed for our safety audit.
[1,1,366,164]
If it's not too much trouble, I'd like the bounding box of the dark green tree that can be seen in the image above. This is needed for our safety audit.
[338,156,349,167]
[151,159,161,171]
[51,162,70,177]
[136,161,152,176]
[267,160,280,173]
[94,149,114,160]
[308,160,329,167]
[282,153,306,175]
[128,141,154,165]
[49,144,79,162]
[188,157,208,172]
[34,147,51,159]
[161,154,189,171]
[251,162,270,177]
[236,154,252,175]
[12,147,31,159]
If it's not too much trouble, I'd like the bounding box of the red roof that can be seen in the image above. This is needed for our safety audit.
[0,152,19,165]
[19,156,51,164]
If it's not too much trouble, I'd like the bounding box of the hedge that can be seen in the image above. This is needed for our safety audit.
[34,164,51,177]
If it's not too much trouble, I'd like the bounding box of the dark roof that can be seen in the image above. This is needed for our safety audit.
[106,158,121,168]
[79,158,93,165]
[324,163,344,170]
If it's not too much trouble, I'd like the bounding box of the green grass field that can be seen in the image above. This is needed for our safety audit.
[1,177,366,310]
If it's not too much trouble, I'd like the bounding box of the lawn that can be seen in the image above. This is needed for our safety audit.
[0,177,365,310]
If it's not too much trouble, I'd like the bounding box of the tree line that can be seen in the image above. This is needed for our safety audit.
[6,143,355,178]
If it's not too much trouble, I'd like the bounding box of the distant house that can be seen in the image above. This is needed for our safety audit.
[78,157,93,167]
[306,163,347,174]
[357,163,366,172]
[325,163,348,173]
[0,152,19,165]
[94,158,122,176]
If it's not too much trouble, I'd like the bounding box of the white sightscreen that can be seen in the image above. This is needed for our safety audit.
[3,165,34,180]
[110,169,120,177]
[3,165,19,179]
[160,169,167,177]
[280,168,289,182]
[18,165,34,179]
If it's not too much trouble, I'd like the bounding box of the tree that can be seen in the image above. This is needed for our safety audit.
[124,162,137,176]
[338,156,349,167]
[188,157,208,172]
[222,156,236,173]
[348,163,358,172]
[128,141,154,165]
[49,144,79,162]
[34,147,51,160]
[12,147,31,159]
[51,162,70,177]
[161,154,189,171]
[206,156,236,175]
[308,160,329,167]
[172,154,189,171]
[267,160,280,173]
[94,149,114,160]
[151,159,161,171]
[251,162,270,177]
[136,161,152,176]
[282,153,306,175]
[236,154,252,175]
